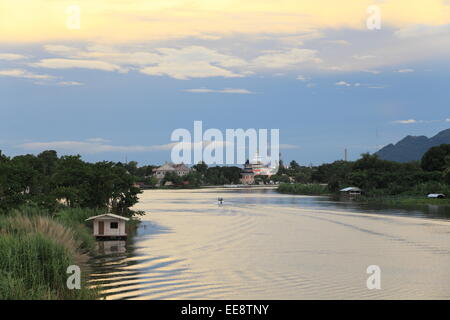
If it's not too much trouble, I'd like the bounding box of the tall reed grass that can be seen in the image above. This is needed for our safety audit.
[0,213,98,299]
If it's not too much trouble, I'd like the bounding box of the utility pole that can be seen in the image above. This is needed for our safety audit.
[344,148,348,161]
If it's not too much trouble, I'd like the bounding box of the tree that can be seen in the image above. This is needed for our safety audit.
[421,144,450,172]
[193,161,208,175]
[444,168,450,185]
[289,160,300,169]
[37,150,58,176]
[0,151,141,216]
[162,172,183,186]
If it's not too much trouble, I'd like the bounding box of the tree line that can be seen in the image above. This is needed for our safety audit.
[0,150,141,216]
[160,162,241,187]
[2,143,448,211]
[274,144,450,196]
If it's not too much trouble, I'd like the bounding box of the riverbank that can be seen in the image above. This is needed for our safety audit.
[358,196,450,206]
[0,206,105,300]
[276,183,450,206]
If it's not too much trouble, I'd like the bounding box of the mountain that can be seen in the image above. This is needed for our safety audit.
[375,128,450,162]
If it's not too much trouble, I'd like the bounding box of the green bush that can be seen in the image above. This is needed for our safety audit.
[278,183,329,195]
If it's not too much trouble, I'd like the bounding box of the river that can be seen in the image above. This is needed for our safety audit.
[89,187,450,300]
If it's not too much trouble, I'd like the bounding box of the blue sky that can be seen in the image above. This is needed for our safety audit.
[1,1,449,165]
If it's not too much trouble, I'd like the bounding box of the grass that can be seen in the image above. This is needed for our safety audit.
[55,207,105,252]
[0,210,99,300]
[0,205,142,299]
[277,183,330,195]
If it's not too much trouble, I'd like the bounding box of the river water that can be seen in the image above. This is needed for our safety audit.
[89,187,450,300]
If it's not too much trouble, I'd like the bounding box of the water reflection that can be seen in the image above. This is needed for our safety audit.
[89,221,189,300]
[97,241,127,255]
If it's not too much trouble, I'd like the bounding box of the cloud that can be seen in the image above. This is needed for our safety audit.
[397,68,414,73]
[41,44,245,79]
[30,59,125,73]
[140,46,245,80]
[18,138,235,155]
[279,31,324,46]
[391,119,443,124]
[43,45,80,56]
[393,119,417,124]
[446,119,450,122]
[0,68,54,79]
[362,70,381,75]
[85,138,111,143]
[296,75,309,81]
[57,81,83,86]
[335,81,351,87]
[327,40,350,45]
[353,54,376,60]
[38,45,322,79]
[4,0,450,43]
[18,139,177,154]
[3,75,84,86]
[251,48,321,69]
[0,53,28,60]
[335,81,385,88]
[395,24,450,39]
[58,44,162,66]
[183,88,254,94]
[296,74,316,88]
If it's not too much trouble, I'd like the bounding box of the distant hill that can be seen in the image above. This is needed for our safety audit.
[375,128,450,162]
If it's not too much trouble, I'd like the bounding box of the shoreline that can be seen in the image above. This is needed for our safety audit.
[276,183,450,207]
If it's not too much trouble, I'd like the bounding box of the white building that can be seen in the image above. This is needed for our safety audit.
[86,213,129,240]
[152,162,191,182]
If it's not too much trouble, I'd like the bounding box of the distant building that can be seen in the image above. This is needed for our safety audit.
[427,193,446,199]
[340,187,362,196]
[152,162,191,183]
[241,160,255,184]
[240,153,276,185]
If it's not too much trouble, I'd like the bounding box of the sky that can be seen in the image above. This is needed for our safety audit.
[1,0,450,166]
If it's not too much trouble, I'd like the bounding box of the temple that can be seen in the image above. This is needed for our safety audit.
[240,153,277,184]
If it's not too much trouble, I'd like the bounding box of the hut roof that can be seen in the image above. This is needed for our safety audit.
[427,193,446,198]
[340,187,362,192]
[85,213,130,221]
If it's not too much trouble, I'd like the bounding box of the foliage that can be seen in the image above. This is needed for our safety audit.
[0,213,97,299]
[278,183,329,195]
[421,144,450,172]
[277,148,450,197]
[0,150,141,217]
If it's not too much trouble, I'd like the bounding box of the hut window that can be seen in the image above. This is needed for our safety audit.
[110,222,118,229]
